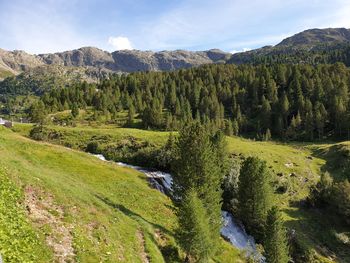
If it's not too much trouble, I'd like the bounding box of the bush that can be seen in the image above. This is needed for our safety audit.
[331,179,350,225]
[307,172,333,207]
[86,141,100,154]
[29,125,46,141]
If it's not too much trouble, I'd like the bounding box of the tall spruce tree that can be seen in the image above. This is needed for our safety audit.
[127,103,135,126]
[177,190,213,263]
[30,100,46,129]
[173,121,224,260]
[238,156,273,240]
[264,206,290,263]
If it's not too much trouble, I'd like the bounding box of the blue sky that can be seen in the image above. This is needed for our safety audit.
[0,0,349,54]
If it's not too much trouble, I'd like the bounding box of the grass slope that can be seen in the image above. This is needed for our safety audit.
[0,126,242,262]
[13,124,350,262]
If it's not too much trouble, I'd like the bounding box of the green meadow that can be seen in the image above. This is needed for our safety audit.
[0,126,242,262]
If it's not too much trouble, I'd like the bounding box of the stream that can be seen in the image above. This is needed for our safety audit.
[93,154,264,261]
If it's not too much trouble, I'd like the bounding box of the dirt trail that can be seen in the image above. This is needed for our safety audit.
[24,186,75,263]
[136,229,150,263]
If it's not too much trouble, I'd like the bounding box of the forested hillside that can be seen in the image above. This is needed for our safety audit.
[229,28,350,66]
[33,62,350,141]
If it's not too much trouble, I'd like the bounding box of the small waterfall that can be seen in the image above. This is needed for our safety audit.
[92,154,264,261]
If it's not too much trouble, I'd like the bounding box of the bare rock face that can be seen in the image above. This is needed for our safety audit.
[0,46,231,80]
[39,47,115,68]
[0,48,44,75]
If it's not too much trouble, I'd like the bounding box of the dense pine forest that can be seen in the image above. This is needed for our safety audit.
[31,62,350,141]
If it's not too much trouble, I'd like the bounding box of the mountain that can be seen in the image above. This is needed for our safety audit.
[0,47,231,81]
[0,48,44,77]
[228,27,350,65]
[277,28,350,47]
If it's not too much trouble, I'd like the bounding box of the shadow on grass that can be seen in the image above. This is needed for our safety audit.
[283,204,350,262]
[95,194,182,262]
[308,143,350,180]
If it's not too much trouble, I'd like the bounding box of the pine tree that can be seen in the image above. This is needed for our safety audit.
[280,93,289,129]
[264,128,272,141]
[127,104,135,126]
[173,122,224,258]
[30,101,46,127]
[260,96,272,131]
[225,120,233,136]
[264,207,290,263]
[232,119,239,136]
[176,190,213,263]
[238,156,273,240]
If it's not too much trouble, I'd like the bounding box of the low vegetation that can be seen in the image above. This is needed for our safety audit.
[0,126,242,262]
[12,123,350,262]
[0,167,51,262]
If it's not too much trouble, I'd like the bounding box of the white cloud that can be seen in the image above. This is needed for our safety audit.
[230,48,252,54]
[108,36,133,50]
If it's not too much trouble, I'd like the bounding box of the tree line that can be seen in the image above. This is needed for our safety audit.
[36,62,350,141]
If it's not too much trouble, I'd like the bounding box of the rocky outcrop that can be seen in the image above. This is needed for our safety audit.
[0,47,231,80]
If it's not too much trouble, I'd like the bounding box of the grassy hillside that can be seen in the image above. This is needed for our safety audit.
[13,123,350,262]
[0,167,51,262]
[0,126,242,262]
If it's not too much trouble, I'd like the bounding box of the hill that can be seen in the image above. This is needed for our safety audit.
[228,28,350,65]
[0,126,242,262]
[277,28,350,47]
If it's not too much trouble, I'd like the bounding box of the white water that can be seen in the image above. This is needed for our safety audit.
[92,154,263,261]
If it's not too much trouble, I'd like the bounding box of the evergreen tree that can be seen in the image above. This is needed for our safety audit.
[127,104,135,126]
[280,93,290,129]
[260,96,272,131]
[238,156,273,240]
[264,128,272,141]
[173,122,224,258]
[176,189,213,263]
[142,98,163,128]
[232,119,239,136]
[264,207,290,263]
[29,101,46,127]
[225,120,233,136]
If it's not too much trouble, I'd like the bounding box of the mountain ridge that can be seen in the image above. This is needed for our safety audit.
[228,27,350,64]
[0,47,231,80]
[2,27,350,81]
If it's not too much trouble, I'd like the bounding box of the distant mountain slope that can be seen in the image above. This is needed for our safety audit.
[0,48,44,76]
[39,47,231,72]
[228,28,350,65]
[0,47,231,81]
[277,28,350,46]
